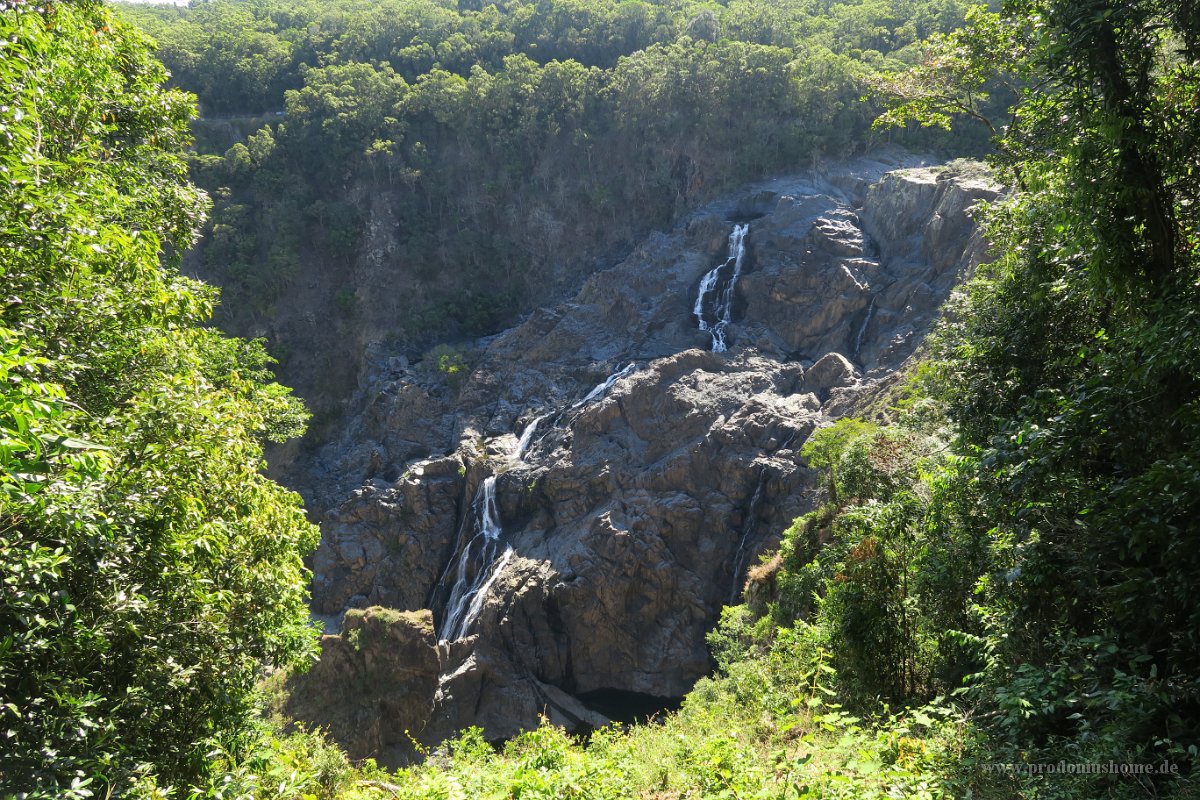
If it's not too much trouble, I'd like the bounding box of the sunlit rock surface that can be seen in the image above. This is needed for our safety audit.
[289,153,1001,763]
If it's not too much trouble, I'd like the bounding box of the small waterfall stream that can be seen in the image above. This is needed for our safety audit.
[440,476,506,641]
[572,363,636,409]
[852,297,876,361]
[695,224,749,352]
[729,467,768,604]
[511,413,548,461]
[439,363,639,641]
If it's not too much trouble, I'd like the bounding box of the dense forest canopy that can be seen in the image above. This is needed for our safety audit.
[3,0,1199,796]
[760,0,1200,794]
[125,0,975,114]
[116,0,993,435]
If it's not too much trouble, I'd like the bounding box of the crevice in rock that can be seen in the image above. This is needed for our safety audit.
[730,466,770,604]
[425,470,482,620]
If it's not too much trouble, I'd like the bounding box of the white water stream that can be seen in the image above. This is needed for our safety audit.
[729,467,768,604]
[440,476,505,641]
[572,362,636,409]
[438,225,757,642]
[694,223,749,352]
[852,297,876,361]
[440,363,639,640]
[511,413,548,461]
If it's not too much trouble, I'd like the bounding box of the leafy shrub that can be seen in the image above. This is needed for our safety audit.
[0,3,319,794]
[420,343,471,393]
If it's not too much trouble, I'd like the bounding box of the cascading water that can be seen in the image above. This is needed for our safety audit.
[439,364,638,641]
[440,476,506,641]
[457,544,514,636]
[852,297,876,361]
[694,223,749,352]
[729,467,768,604]
[572,363,636,409]
[512,413,548,461]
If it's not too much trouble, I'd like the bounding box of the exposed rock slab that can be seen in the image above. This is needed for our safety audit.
[285,608,440,765]
[300,153,1001,763]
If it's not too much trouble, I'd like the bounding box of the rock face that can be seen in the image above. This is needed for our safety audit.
[285,608,440,764]
[293,153,1001,763]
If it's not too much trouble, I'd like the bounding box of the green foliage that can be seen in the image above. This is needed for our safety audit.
[869,0,1200,791]
[169,718,373,800]
[114,0,982,420]
[0,1,318,794]
[55,0,1198,796]
[867,6,1022,135]
[800,418,880,504]
[333,286,359,317]
[420,343,470,392]
[301,645,979,800]
[285,61,409,162]
[786,418,993,704]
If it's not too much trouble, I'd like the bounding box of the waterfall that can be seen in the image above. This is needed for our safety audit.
[729,467,768,604]
[512,413,548,461]
[440,476,506,641]
[438,364,640,641]
[852,297,876,361]
[572,363,636,409]
[695,223,749,352]
[457,545,514,638]
[513,364,637,462]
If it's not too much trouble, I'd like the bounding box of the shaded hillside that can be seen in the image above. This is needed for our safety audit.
[118,0,998,470]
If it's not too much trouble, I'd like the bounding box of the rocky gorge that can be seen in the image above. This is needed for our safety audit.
[285,151,1002,765]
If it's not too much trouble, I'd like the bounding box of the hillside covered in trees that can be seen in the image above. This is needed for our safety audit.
[2,0,1199,797]
[119,0,990,460]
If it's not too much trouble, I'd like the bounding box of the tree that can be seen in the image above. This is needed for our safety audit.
[0,1,318,794]
[800,419,878,506]
[118,0,981,435]
[877,0,1200,775]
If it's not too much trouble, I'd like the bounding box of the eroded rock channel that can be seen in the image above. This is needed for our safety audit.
[285,153,1001,765]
